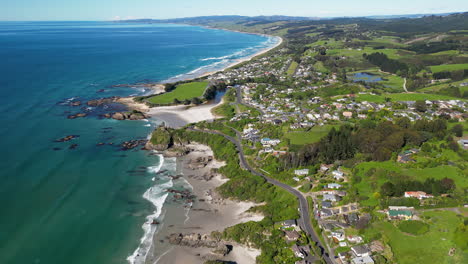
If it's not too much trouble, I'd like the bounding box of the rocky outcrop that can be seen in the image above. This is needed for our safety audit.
[163,146,191,157]
[86,96,120,107]
[67,113,87,119]
[120,139,148,150]
[145,126,172,151]
[109,110,148,120]
[167,233,225,249]
[54,135,79,142]
[188,156,213,170]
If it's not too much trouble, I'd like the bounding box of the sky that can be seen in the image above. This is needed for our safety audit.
[1,0,467,21]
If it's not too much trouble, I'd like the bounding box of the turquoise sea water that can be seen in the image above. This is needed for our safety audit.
[0,21,273,264]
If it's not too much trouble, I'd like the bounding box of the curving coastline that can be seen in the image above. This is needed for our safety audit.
[120,33,283,128]
[127,29,281,264]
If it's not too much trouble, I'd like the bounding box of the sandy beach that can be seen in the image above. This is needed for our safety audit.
[145,144,263,264]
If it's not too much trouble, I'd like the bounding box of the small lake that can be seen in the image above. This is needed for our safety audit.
[351,72,383,83]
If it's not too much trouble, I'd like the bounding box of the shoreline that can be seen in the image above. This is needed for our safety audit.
[119,32,282,127]
[145,143,263,264]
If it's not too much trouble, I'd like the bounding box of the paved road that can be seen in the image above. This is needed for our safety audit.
[187,127,334,264]
[235,85,266,115]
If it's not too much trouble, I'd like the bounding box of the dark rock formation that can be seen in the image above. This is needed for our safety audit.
[67,113,87,119]
[86,96,120,107]
[54,135,79,142]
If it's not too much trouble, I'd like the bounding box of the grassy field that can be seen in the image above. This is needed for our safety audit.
[327,47,409,60]
[285,125,338,145]
[365,211,467,264]
[419,78,468,93]
[354,92,460,103]
[430,63,468,73]
[287,61,298,76]
[147,81,208,105]
[353,157,468,207]
[313,61,329,73]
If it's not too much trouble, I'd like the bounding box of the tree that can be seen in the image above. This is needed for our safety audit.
[452,124,463,137]
[415,100,427,112]
[191,97,202,105]
[448,141,459,152]
[173,98,181,104]
[164,83,176,92]
[381,182,395,197]
[373,146,392,161]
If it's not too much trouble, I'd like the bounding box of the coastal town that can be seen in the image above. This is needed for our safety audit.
[125,13,468,264]
[58,12,467,264]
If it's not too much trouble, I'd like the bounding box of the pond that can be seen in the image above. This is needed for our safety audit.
[351,72,383,83]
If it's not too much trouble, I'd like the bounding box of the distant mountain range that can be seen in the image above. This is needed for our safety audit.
[119,12,466,24]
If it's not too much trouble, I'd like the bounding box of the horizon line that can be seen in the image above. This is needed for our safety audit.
[0,10,467,22]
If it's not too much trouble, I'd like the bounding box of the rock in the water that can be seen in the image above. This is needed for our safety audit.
[86,96,120,107]
[67,113,87,119]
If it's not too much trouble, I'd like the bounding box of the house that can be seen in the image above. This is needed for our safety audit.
[295,169,309,176]
[388,209,413,220]
[404,191,434,200]
[327,183,342,189]
[292,244,305,258]
[322,201,333,208]
[261,138,281,146]
[332,170,344,180]
[320,164,332,173]
[282,219,297,228]
[351,256,374,264]
[285,230,301,241]
[347,235,363,244]
[351,245,371,257]
[320,208,333,218]
[331,230,346,241]
[343,111,353,118]
[458,139,468,150]
[323,194,341,202]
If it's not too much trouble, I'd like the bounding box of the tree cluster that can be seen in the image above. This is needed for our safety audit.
[363,52,408,75]
[380,177,456,197]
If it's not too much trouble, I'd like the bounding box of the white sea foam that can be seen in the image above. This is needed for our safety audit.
[127,154,173,264]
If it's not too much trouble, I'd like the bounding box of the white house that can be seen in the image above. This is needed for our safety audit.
[295,169,309,176]
[327,183,342,189]
[261,138,281,146]
[404,191,434,200]
[332,170,344,180]
[323,194,341,202]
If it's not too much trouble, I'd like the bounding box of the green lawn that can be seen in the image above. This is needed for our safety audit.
[313,61,329,73]
[147,81,208,105]
[285,125,338,145]
[430,63,468,73]
[367,211,468,264]
[353,157,468,207]
[287,61,298,76]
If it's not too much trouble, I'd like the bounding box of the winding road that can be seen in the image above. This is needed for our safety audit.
[235,85,266,115]
[187,127,335,264]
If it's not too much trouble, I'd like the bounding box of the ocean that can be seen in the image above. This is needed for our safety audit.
[0,21,276,264]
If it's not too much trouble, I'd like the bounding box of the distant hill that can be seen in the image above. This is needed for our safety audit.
[120,12,465,25]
